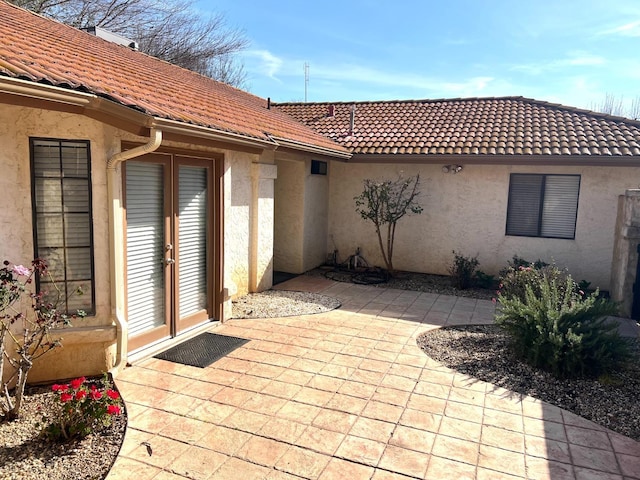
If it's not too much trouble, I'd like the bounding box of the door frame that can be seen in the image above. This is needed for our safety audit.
[122,146,224,352]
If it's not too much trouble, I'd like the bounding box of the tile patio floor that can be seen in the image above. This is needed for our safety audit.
[107,276,640,480]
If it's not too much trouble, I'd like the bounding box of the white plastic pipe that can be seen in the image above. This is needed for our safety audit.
[107,128,162,375]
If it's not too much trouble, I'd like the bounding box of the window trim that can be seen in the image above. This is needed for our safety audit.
[30,137,96,315]
[505,173,581,240]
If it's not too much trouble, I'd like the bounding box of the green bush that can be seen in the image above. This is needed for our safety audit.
[474,270,498,290]
[495,270,631,379]
[449,251,479,290]
[499,264,569,303]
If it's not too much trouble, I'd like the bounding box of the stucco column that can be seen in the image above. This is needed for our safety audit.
[249,162,278,292]
[610,189,640,317]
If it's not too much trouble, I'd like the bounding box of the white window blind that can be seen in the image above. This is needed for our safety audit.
[178,166,208,318]
[126,162,166,336]
[31,139,94,314]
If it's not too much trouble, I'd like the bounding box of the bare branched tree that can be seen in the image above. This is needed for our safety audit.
[590,93,640,120]
[10,0,249,87]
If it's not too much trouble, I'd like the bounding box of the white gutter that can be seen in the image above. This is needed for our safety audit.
[0,76,95,105]
[153,117,279,150]
[269,135,352,159]
[107,128,163,375]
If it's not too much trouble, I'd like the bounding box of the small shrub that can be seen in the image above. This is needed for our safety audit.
[43,375,123,440]
[474,270,497,290]
[495,270,631,379]
[449,251,479,290]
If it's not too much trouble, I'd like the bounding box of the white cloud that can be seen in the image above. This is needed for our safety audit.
[599,20,640,37]
[244,49,284,79]
[511,52,605,75]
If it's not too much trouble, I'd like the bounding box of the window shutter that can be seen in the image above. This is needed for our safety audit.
[506,175,543,236]
[177,166,208,317]
[540,175,580,239]
[126,162,166,336]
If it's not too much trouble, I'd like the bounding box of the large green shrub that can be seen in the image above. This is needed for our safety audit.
[495,269,631,379]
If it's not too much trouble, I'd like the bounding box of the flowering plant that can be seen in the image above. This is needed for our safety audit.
[1,259,86,420]
[44,375,123,440]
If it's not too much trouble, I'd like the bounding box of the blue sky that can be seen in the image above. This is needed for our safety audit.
[201,0,640,110]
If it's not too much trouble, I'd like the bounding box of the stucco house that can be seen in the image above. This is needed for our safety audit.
[274,100,640,316]
[2,1,640,383]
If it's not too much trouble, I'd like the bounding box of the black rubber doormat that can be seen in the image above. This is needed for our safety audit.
[154,332,249,368]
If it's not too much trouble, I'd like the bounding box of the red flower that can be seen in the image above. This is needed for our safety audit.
[106,389,120,400]
[107,405,121,415]
[89,389,102,400]
[70,377,86,390]
[60,392,73,402]
[51,384,66,392]
[75,390,87,401]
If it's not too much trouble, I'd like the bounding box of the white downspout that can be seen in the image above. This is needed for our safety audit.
[107,128,163,375]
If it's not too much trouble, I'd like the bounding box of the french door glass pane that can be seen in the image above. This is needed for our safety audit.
[126,162,166,337]
[178,166,208,318]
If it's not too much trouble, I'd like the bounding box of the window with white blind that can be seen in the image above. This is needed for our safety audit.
[506,174,580,239]
[31,139,95,314]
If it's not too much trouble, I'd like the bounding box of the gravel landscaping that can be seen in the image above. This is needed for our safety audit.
[232,289,341,318]
[0,383,126,480]
[417,324,640,441]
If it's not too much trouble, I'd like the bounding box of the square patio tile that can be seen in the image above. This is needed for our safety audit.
[312,409,358,434]
[259,417,308,444]
[318,457,375,480]
[168,445,227,479]
[325,393,368,415]
[349,416,395,443]
[361,400,404,423]
[276,400,321,424]
[569,444,620,474]
[235,436,290,468]
[432,435,479,465]
[378,444,429,478]
[209,457,270,480]
[524,436,571,463]
[524,455,574,480]
[296,425,346,456]
[275,445,332,478]
[221,409,270,433]
[389,425,436,454]
[478,444,526,477]
[425,456,476,480]
[197,425,251,455]
[335,435,386,467]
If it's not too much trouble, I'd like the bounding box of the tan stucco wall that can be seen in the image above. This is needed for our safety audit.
[0,104,118,382]
[274,158,305,273]
[274,155,330,274]
[329,162,639,290]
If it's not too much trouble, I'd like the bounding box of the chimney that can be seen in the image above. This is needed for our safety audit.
[349,104,356,135]
[327,105,335,117]
[82,26,138,50]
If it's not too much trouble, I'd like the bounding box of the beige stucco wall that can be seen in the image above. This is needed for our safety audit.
[274,158,305,273]
[0,104,117,382]
[329,162,638,290]
[274,155,331,274]
[1,102,272,382]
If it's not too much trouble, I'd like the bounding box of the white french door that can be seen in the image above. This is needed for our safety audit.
[125,154,214,352]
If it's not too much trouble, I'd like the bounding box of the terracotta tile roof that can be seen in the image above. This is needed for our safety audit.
[0,2,346,154]
[275,98,640,157]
